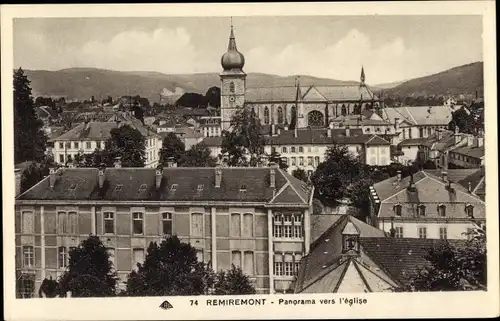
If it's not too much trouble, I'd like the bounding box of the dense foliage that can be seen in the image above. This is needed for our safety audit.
[125,235,255,296]
[14,68,48,164]
[178,143,218,167]
[159,132,185,164]
[292,168,308,182]
[57,235,118,297]
[448,106,484,135]
[221,108,265,167]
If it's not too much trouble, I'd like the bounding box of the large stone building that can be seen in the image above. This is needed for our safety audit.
[219,24,381,131]
[15,165,313,297]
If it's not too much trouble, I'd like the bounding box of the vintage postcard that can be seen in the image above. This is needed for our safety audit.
[2,1,498,320]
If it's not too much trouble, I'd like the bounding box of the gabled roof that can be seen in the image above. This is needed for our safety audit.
[398,138,428,147]
[295,215,386,292]
[54,120,157,142]
[360,237,467,286]
[372,171,485,219]
[382,106,453,126]
[245,85,379,103]
[450,145,485,159]
[16,167,311,206]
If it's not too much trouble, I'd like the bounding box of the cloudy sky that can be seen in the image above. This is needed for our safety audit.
[14,15,482,84]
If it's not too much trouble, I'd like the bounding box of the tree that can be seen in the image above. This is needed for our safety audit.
[57,235,118,297]
[312,198,324,215]
[104,125,146,167]
[292,168,308,182]
[213,265,256,295]
[221,108,265,167]
[397,222,486,292]
[39,277,59,298]
[310,144,363,206]
[269,150,288,171]
[448,106,482,135]
[14,68,48,163]
[160,132,185,165]
[205,86,221,108]
[176,92,208,108]
[125,235,213,296]
[20,156,56,193]
[178,143,217,167]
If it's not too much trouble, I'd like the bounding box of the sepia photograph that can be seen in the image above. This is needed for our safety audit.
[2,2,498,320]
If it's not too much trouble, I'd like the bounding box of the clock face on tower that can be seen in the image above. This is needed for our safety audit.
[229,96,236,102]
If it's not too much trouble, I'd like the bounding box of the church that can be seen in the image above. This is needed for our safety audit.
[219,23,381,131]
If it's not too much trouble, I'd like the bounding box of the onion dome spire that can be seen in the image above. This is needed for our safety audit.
[221,18,245,71]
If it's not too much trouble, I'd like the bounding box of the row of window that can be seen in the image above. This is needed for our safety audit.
[273,262,300,276]
[393,204,475,218]
[272,146,320,154]
[393,226,476,240]
[58,141,103,150]
[281,156,320,167]
[450,153,482,165]
[273,214,303,239]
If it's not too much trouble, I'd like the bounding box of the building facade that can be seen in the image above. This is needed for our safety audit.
[218,24,381,132]
[369,170,485,240]
[15,166,313,297]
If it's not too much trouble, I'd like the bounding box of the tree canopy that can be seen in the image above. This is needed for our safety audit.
[57,235,118,297]
[213,265,256,295]
[448,106,484,135]
[205,86,221,108]
[14,68,47,164]
[178,143,217,167]
[221,108,265,167]
[292,168,308,182]
[269,150,288,171]
[176,92,208,108]
[160,132,185,165]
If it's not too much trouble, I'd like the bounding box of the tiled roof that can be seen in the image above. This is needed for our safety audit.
[450,145,485,159]
[16,167,311,205]
[424,169,481,185]
[265,129,388,146]
[310,215,343,244]
[422,130,456,149]
[201,136,223,147]
[175,127,204,139]
[245,85,379,103]
[54,120,157,141]
[360,237,467,285]
[366,136,391,146]
[455,168,485,199]
[398,138,428,147]
[382,106,453,126]
[373,171,485,219]
[295,215,386,292]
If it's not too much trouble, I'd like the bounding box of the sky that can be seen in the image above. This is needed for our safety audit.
[13,15,483,85]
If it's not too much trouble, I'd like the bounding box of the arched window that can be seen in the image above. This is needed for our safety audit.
[277,107,284,125]
[307,111,324,127]
[418,204,426,216]
[465,204,474,218]
[394,204,402,216]
[341,105,347,116]
[264,107,270,125]
[229,81,235,93]
[438,204,446,217]
[353,104,361,114]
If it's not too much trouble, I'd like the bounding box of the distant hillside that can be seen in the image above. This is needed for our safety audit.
[23,68,360,103]
[383,62,483,97]
[373,80,406,90]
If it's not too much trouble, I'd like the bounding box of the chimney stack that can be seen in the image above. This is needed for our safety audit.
[294,128,298,138]
[98,164,106,189]
[467,135,474,147]
[345,126,350,137]
[468,181,472,193]
[441,171,448,183]
[396,170,402,181]
[166,157,176,168]
[454,126,461,144]
[327,128,332,138]
[270,168,276,188]
[394,117,400,131]
[215,168,222,188]
[477,135,484,147]
[155,167,163,189]
[49,167,57,189]
[15,168,22,196]
[436,128,442,141]
[114,157,122,168]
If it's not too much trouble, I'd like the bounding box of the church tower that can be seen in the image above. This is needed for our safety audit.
[220,20,246,131]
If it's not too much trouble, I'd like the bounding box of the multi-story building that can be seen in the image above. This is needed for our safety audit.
[199,116,222,137]
[14,164,313,297]
[448,134,485,168]
[202,127,391,176]
[368,170,485,240]
[51,119,162,168]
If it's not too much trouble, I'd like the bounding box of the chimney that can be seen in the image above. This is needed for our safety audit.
[407,173,416,191]
[270,168,276,188]
[477,135,484,147]
[215,168,222,188]
[345,126,350,137]
[467,135,474,147]
[271,124,276,136]
[436,128,442,140]
[277,127,281,136]
[49,167,57,189]
[294,128,298,138]
[394,118,400,131]
[15,169,22,196]
[155,167,163,189]
[114,157,122,168]
[441,171,448,183]
[327,128,332,138]
[468,181,472,193]
[396,170,402,181]
[454,126,461,144]
[98,164,106,189]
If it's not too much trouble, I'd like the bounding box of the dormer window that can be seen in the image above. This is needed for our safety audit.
[138,184,147,193]
[68,184,77,193]
[465,204,474,218]
[240,185,247,192]
[114,184,123,192]
[394,204,402,216]
[197,184,204,191]
[342,222,360,254]
[170,184,178,191]
[417,204,426,216]
[438,204,446,217]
